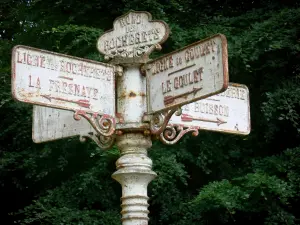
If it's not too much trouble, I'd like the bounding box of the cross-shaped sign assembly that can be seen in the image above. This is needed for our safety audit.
[11,11,250,225]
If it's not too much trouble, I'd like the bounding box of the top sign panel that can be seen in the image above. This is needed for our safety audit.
[146,34,229,114]
[97,11,169,58]
[12,45,115,116]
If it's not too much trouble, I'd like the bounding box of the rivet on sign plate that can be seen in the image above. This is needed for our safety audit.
[103,121,109,127]
[144,130,151,136]
[116,130,123,136]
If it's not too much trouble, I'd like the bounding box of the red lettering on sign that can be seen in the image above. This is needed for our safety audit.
[17,51,46,67]
[29,75,41,89]
[27,54,32,65]
[93,89,98,100]
[36,77,41,89]
[17,51,24,63]
[48,79,99,100]
[29,75,34,87]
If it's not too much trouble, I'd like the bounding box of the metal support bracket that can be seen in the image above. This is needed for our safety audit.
[149,107,199,144]
[159,124,199,145]
[79,132,116,150]
[150,107,181,135]
[74,110,116,137]
[73,110,116,149]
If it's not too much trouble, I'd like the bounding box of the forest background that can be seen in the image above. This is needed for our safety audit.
[0,0,300,224]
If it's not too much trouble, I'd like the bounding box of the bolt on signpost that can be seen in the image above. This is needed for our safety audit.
[11,11,251,225]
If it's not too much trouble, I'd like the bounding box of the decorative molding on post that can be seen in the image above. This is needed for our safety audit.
[112,133,157,225]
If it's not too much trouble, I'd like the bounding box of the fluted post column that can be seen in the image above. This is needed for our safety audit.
[112,133,156,225]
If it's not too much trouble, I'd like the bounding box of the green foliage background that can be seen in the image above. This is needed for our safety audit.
[1,0,300,224]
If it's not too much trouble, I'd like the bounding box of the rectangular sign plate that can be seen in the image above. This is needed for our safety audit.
[146,34,228,114]
[32,105,95,143]
[12,45,116,116]
[169,83,250,135]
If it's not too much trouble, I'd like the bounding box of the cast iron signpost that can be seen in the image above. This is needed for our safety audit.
[11,10,250,225]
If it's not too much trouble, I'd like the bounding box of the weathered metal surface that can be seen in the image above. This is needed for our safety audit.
[97,11,169,59]
[159,124,199,145]
[112,133,156,225]
[32,106,94,143]
[74,110,116,137]
[169,83,251,135]
[116,66,150,130]
[146,34,229,114]
[12,45,115,116]
[79,133,116,150]
[33,106,116,149]
[149,107,179,135]
[148,107,199,144]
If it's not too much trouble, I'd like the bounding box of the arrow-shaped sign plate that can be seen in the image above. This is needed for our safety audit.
[12,45,116,116]
[146,34,228,114]
[169,83,251,135]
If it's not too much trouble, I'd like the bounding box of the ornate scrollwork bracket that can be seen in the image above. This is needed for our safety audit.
[149,107,200,145]
[150,108,179,135]
[74,110,116,149]
[73,110,116,149]
[159,124,199,145]
[74,110,116,137]
[79,133,115,150]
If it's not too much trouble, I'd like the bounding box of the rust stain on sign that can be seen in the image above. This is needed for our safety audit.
[129,91,137,97]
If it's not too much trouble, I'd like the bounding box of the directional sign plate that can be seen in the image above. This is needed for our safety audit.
[12,45,115,116]
[33,105,94,143]
[97,11,169,58]
[146,34,228,114]
[169,83,250,135]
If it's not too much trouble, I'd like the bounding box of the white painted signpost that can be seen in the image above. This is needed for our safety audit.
[11,10,251,225]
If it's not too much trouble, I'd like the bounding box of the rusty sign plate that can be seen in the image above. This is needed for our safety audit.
[32,105,94,143]
[12,45,115,116]
[97,11,169,58]
[146,34,229,114]
[169,83,250,135]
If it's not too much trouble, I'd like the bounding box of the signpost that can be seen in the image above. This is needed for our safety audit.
[169,83,250,135]
[12,45,116,116]
[11,10,250,225]
[146,34,228,114]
